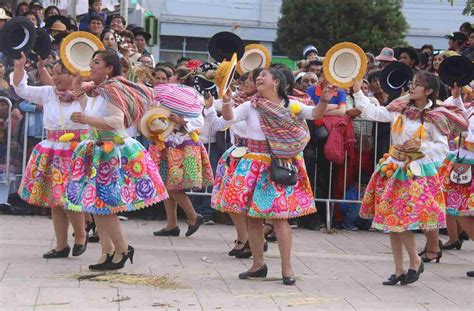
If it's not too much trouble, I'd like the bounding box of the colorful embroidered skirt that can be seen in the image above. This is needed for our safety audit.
[18,129,88,208]
[65,131,168,215]
[149,140,214,191]
[360,156,446,232]
[438,149,474,217]
[211,145,316,219]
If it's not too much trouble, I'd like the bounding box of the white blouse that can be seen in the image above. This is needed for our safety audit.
[354,90,449,163]
[12,71,87,131]
[85,95,127,135]
[204,99,315,141]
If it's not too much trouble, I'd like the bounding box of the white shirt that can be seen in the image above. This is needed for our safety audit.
[12,71,87,131]
[354,90,449,163]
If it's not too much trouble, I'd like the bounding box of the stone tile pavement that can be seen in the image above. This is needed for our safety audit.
[0,215,473,310]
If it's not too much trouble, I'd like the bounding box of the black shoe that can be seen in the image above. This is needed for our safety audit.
[235,241,252,259]
[442,240,462,250]
[89,253,114,271]
[228,240,245,256]
[72,234,88,257]
[103,245,134,270]
[185,214,204,237]
[421,251,442,263]
[282,275,296,285]
[383,273,407,286]
[418,239,442,256]
[405,261,424,284]
[238,264,268,279]
[467,271,474,277]
[43,246,70,259]
[153,227,180,237]
[459,231,470,241]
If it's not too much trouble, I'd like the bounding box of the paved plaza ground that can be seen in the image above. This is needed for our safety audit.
[0,215,473,310]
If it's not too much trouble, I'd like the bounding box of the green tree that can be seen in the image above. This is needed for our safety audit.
[277,0,408,59]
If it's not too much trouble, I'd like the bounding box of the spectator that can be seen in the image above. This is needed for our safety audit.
[23,11,40,28]
[87,15,104,37]
[459,21,472,38]
[461,32,474,61]
[303,45,319,61]
[397,46,419,70]
[308,60,323,77]
[109,15,126,33]
[28,0,44,26]
[301,72,318,91]
[132,27,151,55]
[14,2,28,17]
[375,47,397,70]
[294,72,305,91]
[0,8,11,30]
[417,52,430,70]
[79,0,107,31]
[138,55,154,68]
[421,44,434,56]
[445,31,467,53]
[306,70,346,116]
[176,57,190,67]
[152,66,171,86]
[366,52,377,73]
[44,5,60,19]
[100,29,117,51]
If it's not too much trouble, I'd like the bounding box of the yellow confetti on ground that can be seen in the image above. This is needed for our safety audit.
[69,273,187,289]
[287,297,343,307]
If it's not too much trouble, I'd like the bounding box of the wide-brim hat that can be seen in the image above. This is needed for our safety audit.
[396,46,419,66]
[139,106,175,140]
[132,26,151,41]
[60,31,105,77]
[236,44,271,75]
[375,47,397,62]
[0,8,11,20]
[0,17,36,59]
[193,75,218,99]
[323,42,367,89]
[214,53,237,98]
[439,55,473,87]
[44,15,72,31]
[379,61,414,94]
[32,28,51,59]
[208,31,244,62]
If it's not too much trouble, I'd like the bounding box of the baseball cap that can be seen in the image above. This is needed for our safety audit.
[29,1,44,9]
[295,72,306,82]
[444,31,467,42]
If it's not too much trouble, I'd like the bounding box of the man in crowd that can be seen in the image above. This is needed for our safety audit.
[445,31,467,54]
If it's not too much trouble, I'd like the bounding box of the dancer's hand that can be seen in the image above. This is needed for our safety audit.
[70,112,88,124]
[169,113,186,126]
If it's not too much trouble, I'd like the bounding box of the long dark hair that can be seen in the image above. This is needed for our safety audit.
[266,68,289,107]
[93,49,121,77]
[270,63,295,95]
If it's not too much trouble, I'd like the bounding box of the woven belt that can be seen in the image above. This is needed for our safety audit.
[247,139,270,153]
[45,129,88,142]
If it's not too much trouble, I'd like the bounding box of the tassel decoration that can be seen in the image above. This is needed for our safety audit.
[391,114,403,134]
[413,124,426,141]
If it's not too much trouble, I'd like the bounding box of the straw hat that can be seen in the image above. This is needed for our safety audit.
[323,42,367,88]
[60,31,105,77]
[236,44,271,75]
[214,53,237,98]
[0,8,11,20]
[139,106,175,142]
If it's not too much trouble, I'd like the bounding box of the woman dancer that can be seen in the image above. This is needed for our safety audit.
[66,49,168,270]
[439,99,474,277]
[207,68,329,285]
[354,72,468,285]
[151,83,213,237]
[12,53,88,258]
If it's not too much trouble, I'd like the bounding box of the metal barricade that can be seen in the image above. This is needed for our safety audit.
[0,97,14,204]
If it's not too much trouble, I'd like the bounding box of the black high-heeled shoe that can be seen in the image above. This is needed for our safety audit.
[228,240,245,256]
[89,253,114,271]
[383,273,407,286]
[418,240,443,256]
[421,251,442,263]
[103,245,134,270]
[442,240,463,250]
[238,264,268,279]
[43,246,70,259]
[405,261,424,284]
[86,221,100,243]
[185,214,204,237]
[282,275,296,285]
[72,232,88,257]
[235,241,252,259]
[459,231,469,241]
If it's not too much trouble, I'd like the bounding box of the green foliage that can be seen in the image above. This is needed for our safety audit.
[276,0,408,59]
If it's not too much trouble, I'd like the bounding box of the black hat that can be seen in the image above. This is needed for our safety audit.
[32,28,51,60]
[439,55,473,87]
[208,31,244,62]
[379,61,414,95]
[44,15,73,31]
[193,75,218,99]
[396,46,419,66]
[0,17,37,59]
[444,31,467,43]
[29,0,44,9]
[132,26,151,41]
